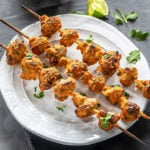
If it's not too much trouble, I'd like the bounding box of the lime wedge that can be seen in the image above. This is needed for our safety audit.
[87,0,109,18]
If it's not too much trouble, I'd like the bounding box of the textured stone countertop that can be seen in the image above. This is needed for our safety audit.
[0,0,150,150]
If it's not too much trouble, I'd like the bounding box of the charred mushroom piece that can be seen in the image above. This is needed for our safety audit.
[39,67,60,91]
[117,67,138,87]
[40,15,62,37]
[98,51,122,76]
[20,54,42,80]
[53,77,76,101]
[6,40,27,65]
[60,29,79,47]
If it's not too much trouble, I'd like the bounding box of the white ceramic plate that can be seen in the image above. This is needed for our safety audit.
[0,14,150,145]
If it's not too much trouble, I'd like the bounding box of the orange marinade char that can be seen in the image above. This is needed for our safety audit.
[117,67,138,87]
[6,39,27,65]
[45,44,67,65]
[77,41,103,65]
[88,75,106,93]
[74,96,98,118]
[39,15,62,37]
[135,80,150,99]
[58,57,88,79]
[39,67,60,91]
[59,29,79,47]
[98,51,122,76]
[120,102,140,122]
[53,77,76,101]
[97,110,120,131]
[29,36,50,55]
[20,54,42,80]
[102,86,124,105]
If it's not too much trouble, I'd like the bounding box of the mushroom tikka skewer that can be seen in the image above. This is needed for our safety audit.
[21,5,107,66]
[21,5,62,38]
[0,19,50,55]
[0,41,27,65]
[51,78,145,145]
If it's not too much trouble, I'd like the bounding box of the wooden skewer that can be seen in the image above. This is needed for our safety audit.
[21,5,40,18]
[0,19,29,39]
[114,124,146,145]
[140,112,150,120]
[93,109,145,145]
[0,43,7,50]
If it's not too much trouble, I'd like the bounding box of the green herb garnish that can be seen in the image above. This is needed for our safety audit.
[125,12,138,21]
[111,85,121,87]
[130,29,149,41]
[26,54,33,59]
[69,10,87,15]
[126,50,140,64]
[103,53,111,59]
[86,35,94,43]
[100,112,114,128]
[34,87,37,93]
[114,8,138,24]
[68,73,74,76]
[113,13,124,25]
[43,63,48,68]
[124,92,130,99]
[16,51,20,55]
[33,91,44,99]
[80,92,87,97]
[56,105,66,112]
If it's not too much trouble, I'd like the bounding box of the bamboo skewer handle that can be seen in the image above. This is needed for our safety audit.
[0,19,30,39]
[21,5,40,18]
[114,124,146,145]
[140,112,150,120]
[0,43,7,50]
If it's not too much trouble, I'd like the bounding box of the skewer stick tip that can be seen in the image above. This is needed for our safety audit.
[21,4,40,18]
[0,19,30,39]
[115,124,146,145]
[0,43,7,50]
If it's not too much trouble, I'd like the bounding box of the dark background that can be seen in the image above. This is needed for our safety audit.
[0,0,150,150]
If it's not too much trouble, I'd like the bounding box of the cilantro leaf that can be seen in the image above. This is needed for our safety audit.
[80,92,87,97]
[124,92,130,99]
[69,10,87,15]
[33,91,44,99]
[130,29,149,41]
[34,87,37,93]
[43,63,48,68]
[113,13,124,25]
[103,53,111,59]
[56,105,66,112]
[26,54,33,59]
[114,7,138,25]
[111,85,121,87]
[86,35,94,43]
[116,8,127,23]
[125,12,138,21]
[100,112,114,128]
[126,50,140,64]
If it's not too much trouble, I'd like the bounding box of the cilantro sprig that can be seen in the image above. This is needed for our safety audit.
[114,7,138,25]
[103,53,111,59]
[56,105,66,112]
[130,29,149,41]
[86,35,94,43]
[26,54,34,59]
[80,92,87,97]
[100,112,114,128]
[111,85,121,87]
[33,87,45,99]
[126,50,140,64]
[124,92,130,99]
